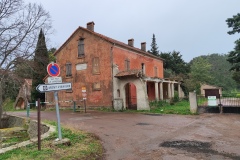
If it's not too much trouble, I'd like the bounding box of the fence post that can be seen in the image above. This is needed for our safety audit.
[73,101,76,112]
[26,102,30,117]
[189,92,198,114]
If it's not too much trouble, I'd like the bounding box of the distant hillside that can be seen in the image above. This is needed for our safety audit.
[190,54,237,92]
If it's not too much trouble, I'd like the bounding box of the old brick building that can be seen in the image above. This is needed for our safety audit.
[45,22,184,110]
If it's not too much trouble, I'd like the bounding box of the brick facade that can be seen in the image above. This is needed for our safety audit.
[45,22,183,110]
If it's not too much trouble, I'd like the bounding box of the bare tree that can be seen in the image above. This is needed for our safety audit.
[0,0,52,127]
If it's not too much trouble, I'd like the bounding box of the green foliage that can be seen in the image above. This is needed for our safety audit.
[226,13,240,84]
[160,51,190,75]
[1,122,103,160]
[149,100,191,115]
[236,94,240,98]
[1,76,21,101]
[2,99,15,111]
[31,29,49,102]
[149,34,159,56]
[184,57,212,93]
[48,48,56,62]
[149,100,168,108]
[172,91,179,103]
[14,59,34,80]
[186,54,238,92]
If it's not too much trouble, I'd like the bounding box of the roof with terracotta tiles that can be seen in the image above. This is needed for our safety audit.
[114,69,143,78]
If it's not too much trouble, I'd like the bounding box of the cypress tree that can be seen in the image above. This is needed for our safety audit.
[149,34,159,56]
[31,29,49,102]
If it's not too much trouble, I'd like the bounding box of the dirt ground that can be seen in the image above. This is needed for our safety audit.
[8,110,240,160]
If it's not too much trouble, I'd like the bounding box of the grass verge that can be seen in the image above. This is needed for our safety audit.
[1,121,104,160]
[149,100,192,115]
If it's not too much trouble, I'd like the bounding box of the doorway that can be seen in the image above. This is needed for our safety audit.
[125,83,137,110]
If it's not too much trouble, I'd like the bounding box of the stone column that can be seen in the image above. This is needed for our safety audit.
[171,83,174,98]
[155,82,159,101]
[168,82,171,99]
[160,82,163,100]
[178,83,182,98]
[189,92,197,114]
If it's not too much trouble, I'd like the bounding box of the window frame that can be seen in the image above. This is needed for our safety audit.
[66,63,72,77]
[125,59,130,71]
[92,57,100,74]
[78,38,85,57]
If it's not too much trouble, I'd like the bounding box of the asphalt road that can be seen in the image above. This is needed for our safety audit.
[8,110,240,160]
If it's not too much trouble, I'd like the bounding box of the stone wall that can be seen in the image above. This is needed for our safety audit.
[27,121,50,139]
[1,115,50,138]
[1,115,27,129]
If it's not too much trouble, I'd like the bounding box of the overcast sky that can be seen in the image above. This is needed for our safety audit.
[27,0,240,62]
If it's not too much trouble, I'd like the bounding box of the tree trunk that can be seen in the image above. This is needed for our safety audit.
[0,82,2,128]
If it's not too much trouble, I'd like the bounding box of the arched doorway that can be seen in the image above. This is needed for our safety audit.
[15,97,25,109]
[125,83,137,110]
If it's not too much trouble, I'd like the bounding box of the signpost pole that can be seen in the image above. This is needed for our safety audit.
[37,98,41,151]
[84,99,86,113]
[26,102,30,117]
[54,91,62,140]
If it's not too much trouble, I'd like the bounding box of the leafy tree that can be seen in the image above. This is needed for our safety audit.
[226,13,240,83]
[0,0,51,127]
[204,54,237,91]
[160,51,190,75]
[48,48,56,62]
[31,29,49,102]
[184,57,212,94]
[148,34,159,56]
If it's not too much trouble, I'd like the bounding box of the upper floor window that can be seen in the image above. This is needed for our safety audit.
[92,57,100,74]
[66,63,72,77]
[125,59,130,71]
[141,63,145,75]
[78,38,84,57]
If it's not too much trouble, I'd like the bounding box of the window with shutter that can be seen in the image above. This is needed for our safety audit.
[92,57,100,74]
[66,63,72,77]
[78,38,84,57]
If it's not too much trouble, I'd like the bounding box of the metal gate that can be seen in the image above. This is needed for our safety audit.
[197,94,240,113]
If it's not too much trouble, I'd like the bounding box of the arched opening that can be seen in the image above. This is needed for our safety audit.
[15,97,25,109]
[125,83,137,110]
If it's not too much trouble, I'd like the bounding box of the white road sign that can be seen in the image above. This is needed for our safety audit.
[36,83,72,93]
[47,77,62,84]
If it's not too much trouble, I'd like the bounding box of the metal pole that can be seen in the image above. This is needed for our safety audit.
[73,101,76,112]
[84,98,86,113]
[54,91,62,140]
[37,98,41,150]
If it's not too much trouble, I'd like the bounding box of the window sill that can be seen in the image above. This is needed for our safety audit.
[92,72,101,75]
[65,76,73,79]
[78,55,85,59]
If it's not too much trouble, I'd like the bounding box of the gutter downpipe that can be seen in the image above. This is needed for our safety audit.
[111,43,115,109]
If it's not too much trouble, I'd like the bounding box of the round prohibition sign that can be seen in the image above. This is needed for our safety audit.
[47,63,60,77]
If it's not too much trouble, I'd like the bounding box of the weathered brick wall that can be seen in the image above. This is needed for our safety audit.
[49,28,113,109]
[113,47,164,78]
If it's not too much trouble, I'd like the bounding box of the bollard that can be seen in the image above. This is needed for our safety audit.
[73,101,76,112]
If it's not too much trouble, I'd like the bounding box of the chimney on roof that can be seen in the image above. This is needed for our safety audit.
[141,42,146,52]
[87,21,95,31]
[128,39,134,47]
